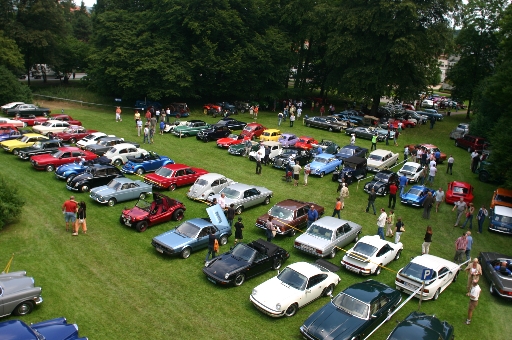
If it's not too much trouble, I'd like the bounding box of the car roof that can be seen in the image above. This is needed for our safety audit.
[43,119,66,124]
[313,217,351,231]
[494,205,512,217]
[274,199,321,210]
[110,142,139,148]
[21,133,45,137]
[410,254,457,270]
[225,183,264,191]
[263,129,280,133]
[357,235,396,248]
[370,149,392,156]
[314,153,336,159]
[344,279,393,302]
[287,261,326,277]
[280,133,296,137]
[341,145,360,150]
[449,181,471,188]
[344,156,366,164]
[402,162,420,167]
[162,163,193,170]
[245,122,263,127]
[196,173,227,181]
[57,147,82,152]
[495,187,512,196]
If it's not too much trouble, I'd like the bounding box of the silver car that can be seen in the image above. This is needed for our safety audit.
[208,183,273,214]
[90,177,152,206]
[187,173,234,200]
[0,271,43,317]
[294,217,362,259]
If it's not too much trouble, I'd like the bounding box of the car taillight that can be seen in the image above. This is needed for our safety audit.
[294,242,301,247]
[395,277,403,283]
[316,249,322,254]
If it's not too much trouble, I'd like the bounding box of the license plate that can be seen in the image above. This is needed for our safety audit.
[207,277,217,284]
[156,248,163,254]
[124,219,131,227]
[345,264,359,273]
[404,282,418,290]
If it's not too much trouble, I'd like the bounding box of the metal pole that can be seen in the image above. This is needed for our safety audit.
[418,281,425,310]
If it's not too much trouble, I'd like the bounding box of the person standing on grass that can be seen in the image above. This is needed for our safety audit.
[470,151,479,173]
[292,162,301,186]
[465,231,474,261]
[462,203,475,229]
[350,133,356,145]
[205,229,217,262]
[266,216,277,242]
[253,105,259,119]
[386,210,395,238]
[466,279,481,325]
[454,232,468,264]
[477,205,488,234]
[422,226,433,254]
[115,106,122,122]
[403,146,409,161]
[226,203,236,228]
[393,129,399,146]
[465,258,482,293]
[303,163,310,186]
[145,109,151,122]
[278,112,283,126]
[73,201,87,236]
[366,188,377,215]
[398,173,408,197]
[159,120,165,135]
[447,155,454,174]
[427,164,437,185]
[377,208,387,240]
[289,112,295,127]
[422,191,434,219]
[62,196,78,232]
[234,217,244,244]
[143,123,150,144]
[371,134,377,151]
[388,182,397,209]
[453,198,468,227]
[134,110,141,126]
[255,151,262,175]
[339,183,349,209]
[435,187,445,212]
[394,217,404,243]
[136,119,143,137]
[332,198,342,218]
[307,205,319,228]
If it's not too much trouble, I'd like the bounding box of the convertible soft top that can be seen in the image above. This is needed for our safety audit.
[250,239,281,258]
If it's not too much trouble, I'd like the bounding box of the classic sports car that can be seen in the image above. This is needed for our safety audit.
[31,120,71,136]
[172,120,209,137]
[342,235,403,275]
[5,104,51,117]
[54,157,111,181]
[0,118,25,128]
[216,134,250,148]
[104,143,148,166]
[187,173,234,200]
[407,144,447,163]
[90,177,153,206]
[386,312,454,340]
[17,139,67,160]
[335,144,368,160]
[75,132,114,149]
[196,124,231,142]
[445,181,474,204]
[0,129,22,142]
[367,149,399,172]
[151,204,232,258]
[332,156,367,185]
[304,116,345,132]
[214,117,246,130]
[250,260,341,317]
[345,126,384,142]
[121,151,174,175]
[144,163,209,191]
[395,254,459,300]
[397,162,424,183]
[259,129,282,142]
[272,147,312,169]
[0,271,43,317]
[311,140,340,154]
[240,122,266,140]
[363,170,398,196]
[255,199,325,237]
[203,239,290,286]
[479,251,512,299]
[278,133,299,147]
[300,280,402,340]
[85,136,140,156]
[14,115,47,126]
[0,318,87,340]
[208,183,273,214]
[30,147,97,172]
[294,217,362,259]
[308,153,343,177]
[52,126,97,144]
[48,114,81,126]
[295,136,319,150]
[162,120,188,133]
[400,185,436,207]
[66,164,124,192]
[490,187,512,209]
[228,141,259,156]
[248,141,282,161]
[120,193,186,232]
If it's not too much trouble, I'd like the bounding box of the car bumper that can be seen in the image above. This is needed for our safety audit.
[18,153,31,160]
[400,199,421,207]
[120,168,136,174]
[151,241,177,255]
[144,179,166,189]
[294,244,326,257]
[89,194,109,204]
[55,173,68,180]
[488,225,512,234]
[34,296,43,305]
[30,162,47,170]
[300,326,319,340]
[202,268,232,286]
[342,261,372,275]
[395,281,432,299]
[66,185,80,192]
[249,295,286,317]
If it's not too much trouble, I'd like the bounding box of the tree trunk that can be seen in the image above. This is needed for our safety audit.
[371,95,380,116]
[466,98,472,119]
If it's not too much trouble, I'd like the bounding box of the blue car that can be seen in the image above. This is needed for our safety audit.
[400,185,436,207]
[308,153,343,177]
[121,151,174,175]
[0,130,23,142]
[0,318,88,340]
[55,156,110,181]
[151,205,232,259]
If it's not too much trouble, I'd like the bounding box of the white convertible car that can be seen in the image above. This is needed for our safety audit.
[342,235,403,275]
[397,162,424,183]
[395,254,460,300]
[250,260,340,317]
[366,149,399,172]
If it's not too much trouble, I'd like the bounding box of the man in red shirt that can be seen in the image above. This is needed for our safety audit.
[388,182,398,209]
[454,233,468,264]
[62,196,78,232]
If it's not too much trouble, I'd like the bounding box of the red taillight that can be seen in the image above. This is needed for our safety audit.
[294,242,301,246]
[316,249,322,254]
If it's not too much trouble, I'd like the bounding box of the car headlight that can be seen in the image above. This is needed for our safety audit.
[377,187,384,193]
[75,182,79,187]
[224,273,230,279]
[252,288,257,296]
[276,303,281,311]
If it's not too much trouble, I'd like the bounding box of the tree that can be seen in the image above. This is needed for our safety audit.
[0,30,24,72]
[0,65,32,104]
[0,175,26,230]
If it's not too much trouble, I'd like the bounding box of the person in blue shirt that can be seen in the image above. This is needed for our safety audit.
[399,174,408,197]
[434,150,441,164]
[307,205,319,228]
[494,261,512,275]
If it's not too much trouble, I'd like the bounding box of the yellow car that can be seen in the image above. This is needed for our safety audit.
[1,133,47,155]
[259,129,282,142]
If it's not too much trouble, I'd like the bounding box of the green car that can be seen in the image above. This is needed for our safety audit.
[386,311,454,340]
[172,120,209,137]
[228,141,259,156]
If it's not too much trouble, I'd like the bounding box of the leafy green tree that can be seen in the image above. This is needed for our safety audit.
[0,65,32,104]
[0,175,26,230]
[0,30,24,72]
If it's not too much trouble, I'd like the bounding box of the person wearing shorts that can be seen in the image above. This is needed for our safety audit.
[62,196,78,232]
[292,163,302,187]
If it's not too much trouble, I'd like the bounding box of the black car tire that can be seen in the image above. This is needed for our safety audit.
[81,185,89,192]
[46,165,55,172]
[263,196,271,205]
[433,288,441,300]
[114,159,123,166]
[136,168,145,175]
[173,209,184,221]
[452,270,459,282]
[181,247,191,259]
[234,273,245,286]
[272,258,282,270]
[69,138,76,144]
[119,216,125,225]
[284,303,298,317]
[306,123,311,127]
[322,284,334,297]
[136,221,148,232]
[168,184,177,191]
[353,233,359,243]
[13,301,34,316]
[374,264,382,276]
[467,147,472,153]
[108,198,116,207]
[328,127,333,132]
[288,229,296,237]
[490,283,495,295]
[23,122,27,128]
[455,140,459,147]
[67,174,76,182]
[479,171,490,183]
[203,137,209,143]
[139,193,146,199]
[320,171,325,178]
[235,206,243,215]
[394,249,402,260]
[219,235,228,246]
[12,149,19,156]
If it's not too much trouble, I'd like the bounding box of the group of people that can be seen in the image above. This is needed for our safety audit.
[62,196,87,236]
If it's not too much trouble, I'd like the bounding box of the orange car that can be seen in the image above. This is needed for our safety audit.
[491,188,512,209]
[407,144,447,163]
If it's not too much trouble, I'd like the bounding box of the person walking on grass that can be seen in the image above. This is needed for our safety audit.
[205,229,217,262]
[136,119,143,137]
[454,232,468,264]
[234,217,244,244]
[435,187,445,212]
[366,188,377,215]
[62,196,78,232]
[465,258,482,293]
[226,204,236,228]
[466,279,481,325]
[453,197,468,227]
[422,226,433,254]
[395,217,405,244]
[332,198,342,218]
[72,201,87,236]
[289,112,295,127]
[377,208,387,240]
[307,205,319,228]
[292,162,302,186]
[339,183,349,209]
[255,151,262,175]
[386,210,395,238]
[447,155,454,174]
[303,163,310,186]
[115,106,122,122]
[422,191,434,219]
[477,205,488,234]
[462,203,475,230]
[388,182,397,209]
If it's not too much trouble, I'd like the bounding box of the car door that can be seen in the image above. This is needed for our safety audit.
[301,274,329,307]
[438,267,452,292]
[375,244,395,266]
[364,295,391,337]
[248,250,272,278]
[296,206,308,229]
[182,168,198,186]
[325,158,338,173]
[242,188,262,208]
[93,168,110,187]
[336,223,355,248]
[192,226,213,251]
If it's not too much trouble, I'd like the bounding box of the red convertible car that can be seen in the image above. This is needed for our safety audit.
[216,134,250,148]
[120,193,186,232]
[241,122,267,140]
[52,126,98,144]
[445,181,474,204]
[48,114,82,126]
[295,136,319,150]
[30,147,97,171]
[143,163,209,191]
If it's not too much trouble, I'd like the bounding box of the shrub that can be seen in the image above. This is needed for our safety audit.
[0,175,25,230]
[0,66,32,104]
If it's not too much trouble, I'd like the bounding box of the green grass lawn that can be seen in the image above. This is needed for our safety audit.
[1,98,510,339]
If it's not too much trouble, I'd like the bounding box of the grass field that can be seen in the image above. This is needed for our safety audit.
[1,95,510,339]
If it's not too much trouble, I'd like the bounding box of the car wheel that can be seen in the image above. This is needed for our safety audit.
[374,264,382,276]
[107,198,116,207]
[479,171,490,182]
[353,233,359,243]
[114,159,123,166]
[234,273,245,286]
[13,301,34,316]
[263,196,271,205]
[181,247,191,259]
[136,221,148,232]
[467,147,472,153]
[394,249,402,260]
[452,270,459,283]
[490,283,496,295]
[168,184,177,191]
[46,165,55,172]
[329,248,337,259]
[69,138,76,144]
[172,209,184,221]
[23,122,27,128]
[213,113,218,118]
[139,192,146,199]
[235,206,243,215]
[328,127,333,132]
[306,123,311,127]
[136,168,144,175]
[81,185,89,192]
[203,137,209,143]
[284,303,298,317]
[288,229,296,237]
[240,109,245,113]
[455,140,459,147]
[12,149,19,156]
[322,284,334,297]
[320,171,325,178]
[119,216,124,225]
[219,235,228,246]
[272,258,282,270]
[433,288,441,300]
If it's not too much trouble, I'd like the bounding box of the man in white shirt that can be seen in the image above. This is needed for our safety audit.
[350,134,356,145]
[427,165,437,185]
[466,279,481,325]
[218,193,226,209]
[447,155,454,174]
[376,208,387,240]
[435,187,445,212]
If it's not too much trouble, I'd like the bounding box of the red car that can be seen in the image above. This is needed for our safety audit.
[120,193,186,232]
[295,136,319,150]
[216,134,250,148]
[445,181,474,204]
[143,163,208,191]
[0,123,19,133]
[241,122,267,140]
[30,147,97,171]
[49,114,82,126]
[387,118,416,128]
[14,115,48,127]
[203,103,222,116]
[52,125,98,144]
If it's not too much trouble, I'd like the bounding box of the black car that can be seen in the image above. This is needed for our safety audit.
[332,156,367,185]
[85,137,140,156]
[363,170,398,196]
[386,311,454,340]
[217,102,237,115]
[214,117,247,130]
[66,164,124,192]
[196,124,231,142]
[345,127,384,142]
[5,104,50,117]
[335,145,368,160]
[304,116,345,132]
[313,140,340,154]
[203,239,290,286]
[479,251,512,299]
[272,147,312,169]
[17,139,65,160]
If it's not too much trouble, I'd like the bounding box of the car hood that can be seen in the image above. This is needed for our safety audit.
[56,163,84,173]
[309,161,327,171]
[205,253,250,276]
[401,192,420,201]
[252,277,301,306]
[367,159,383,167]
[153,228,191,249]
[90,186,116,196]
[1,275,36,294]
[303,303,364,340]
[122,206,149,219]
[86,144,108,150]
[32,317,85,340]
[295,233,330,248]
[31,154,54,162]
[365,180,386,189]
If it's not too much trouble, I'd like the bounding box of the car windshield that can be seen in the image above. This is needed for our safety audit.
[332,293,369,319]
[262,132,271,136]
[220,187,240,199]
[269,206,294,221]
[135,199,151,210]
[368,154,383,161]
[194,178,209,186]
[408,188,423,196]
[107,179,122,190]
[495,194,512,205]
[41,122,52,127]
[155,167,173,177]
[401,262,436,282]
[82,134,95,140]
[63,128,75,133]
[98,140,111,146]
[175,221,200,238]
[281,149,297,156]
[32,141,43,149]
[230,243,257,262]
[277,267,307,291]
[106,147,117,155]
[401,165,417,173]
[227,134,238,139]
[352,242,377,257]
[52,151,64,158]
[493,213,512,224]
[306,224,333,240]
[243,126,253,132]
[374,172,391,181]
[313,157,328,164]
[452,186,469,194]
[20,136,32,143]
[338,148,353,156]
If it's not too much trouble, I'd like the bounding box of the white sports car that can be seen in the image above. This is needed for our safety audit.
[398,162,424,183]
[342,235,403,275]
[367,149,399,172]
[250,260,341,318]
[395,254,460,300]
